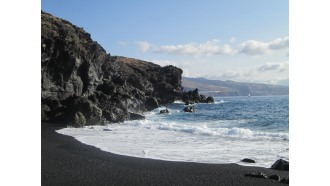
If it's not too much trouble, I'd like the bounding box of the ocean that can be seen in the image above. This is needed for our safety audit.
[57,95,289,168]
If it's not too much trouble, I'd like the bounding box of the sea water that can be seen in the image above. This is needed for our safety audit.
[57,95,289,168]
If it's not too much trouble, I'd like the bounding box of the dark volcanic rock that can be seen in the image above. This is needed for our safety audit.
[41,11,183,126]
[205,96,214,103]
[268,175,280,181]
[129,113,145,120]
[271,159,289,171]
[280,177,289,184]
[245,172,268,179]
[241,158,256,163]
[182,88,214,104]
[160,109,169,114]
[73,112,86,127]
[183,106,195,113]
[145,97,159,111]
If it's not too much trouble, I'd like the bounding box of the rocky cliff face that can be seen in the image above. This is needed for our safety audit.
[41,11,183,126]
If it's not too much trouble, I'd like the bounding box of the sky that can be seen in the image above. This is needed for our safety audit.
[42,0,289,86]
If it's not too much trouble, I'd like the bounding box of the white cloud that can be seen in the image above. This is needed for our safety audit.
[268,36,289,50]
[258,61,289,72]
[154,39,237,56]
[135,41,152,53]
[240,36,289,56]
[230,36,236,42]
[134,36,288,57]
[240,40,270,55]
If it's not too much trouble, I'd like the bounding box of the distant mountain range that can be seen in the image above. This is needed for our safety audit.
[182,77,289,96]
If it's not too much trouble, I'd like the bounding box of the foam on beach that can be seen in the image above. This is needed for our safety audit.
[57,96,289,168]
[58,121,289,168]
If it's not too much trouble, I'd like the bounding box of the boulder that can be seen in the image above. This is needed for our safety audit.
[271,159,289,171]
[160,109,169,114]
[241,158,255,163]
[280,177,289,184]
[70,97,103,125]
[205,96,214,103]
[73,112,86,127]
[183,106,195,113]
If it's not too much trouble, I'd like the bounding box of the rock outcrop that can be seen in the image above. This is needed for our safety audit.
[41,11,183,127]
[181,88,214,104]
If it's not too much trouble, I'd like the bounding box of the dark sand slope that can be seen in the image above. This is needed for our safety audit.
[42,123,288,186]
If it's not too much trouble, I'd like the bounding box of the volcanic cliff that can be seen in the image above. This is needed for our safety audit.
[41,11,186,127]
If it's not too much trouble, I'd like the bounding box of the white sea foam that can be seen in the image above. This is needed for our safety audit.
[121,119,288,141]
[57,96,289,168]
[57,119,288,168]
[173,100,184,104]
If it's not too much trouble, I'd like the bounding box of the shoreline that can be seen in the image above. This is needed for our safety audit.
[42,122,288,185]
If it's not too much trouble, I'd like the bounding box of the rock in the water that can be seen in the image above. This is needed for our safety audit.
[268,175,280,181]
[160,109,169,114]
[241,158,256,163]
[205,96,214,103]
[271,159,289,171]
[103,128,112,131]
[280,177,289,184]
[183,106,195,113]
[245,172,268,179]
[181,88,214,104]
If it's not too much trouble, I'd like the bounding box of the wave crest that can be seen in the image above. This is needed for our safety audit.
[122,120,288,141]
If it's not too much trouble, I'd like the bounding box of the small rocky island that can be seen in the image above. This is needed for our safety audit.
[41,11,213,127]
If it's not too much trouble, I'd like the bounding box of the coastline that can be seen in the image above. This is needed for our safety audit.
[42,122,288,185]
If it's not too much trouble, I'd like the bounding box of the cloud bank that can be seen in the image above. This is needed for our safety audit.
[154,39,237,56]
[135,36,289,57]
[240,36,289,56]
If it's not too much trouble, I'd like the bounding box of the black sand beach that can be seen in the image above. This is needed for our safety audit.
[42,123,288,185]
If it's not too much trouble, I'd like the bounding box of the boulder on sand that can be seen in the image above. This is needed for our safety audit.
[241,158,255,163]
[271,159,289,171]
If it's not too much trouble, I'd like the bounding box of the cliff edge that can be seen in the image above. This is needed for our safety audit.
[41,11,183,127]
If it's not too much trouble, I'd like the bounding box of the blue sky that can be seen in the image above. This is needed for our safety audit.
[42,0,289,86]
